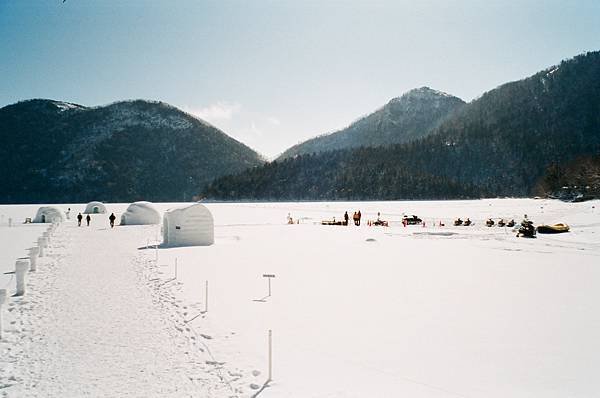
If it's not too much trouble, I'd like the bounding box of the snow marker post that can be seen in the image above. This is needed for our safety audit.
[37,237,45,257]
[29,247,39,272]
[268,329,273,381]
[43,231,51,245]
[15,259,29,296]
[0,289,6,340]
[263,274,275,297]
[204,280,209,313]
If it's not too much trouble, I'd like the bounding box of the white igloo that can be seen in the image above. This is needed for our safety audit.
[84,201,107,214]
[162,203,214,247]
[33,206,65,223]
[120,201,160,225]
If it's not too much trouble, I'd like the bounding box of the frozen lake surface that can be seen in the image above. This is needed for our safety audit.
[0,199,599,397]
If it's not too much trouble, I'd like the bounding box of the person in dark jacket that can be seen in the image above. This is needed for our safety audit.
[344,211,349,226]
[109,213,116,228]
[77,213,83,227]
[86,214,91,226]
[357,210,362,226]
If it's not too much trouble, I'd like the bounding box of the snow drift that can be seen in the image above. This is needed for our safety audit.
[120,201,160,225]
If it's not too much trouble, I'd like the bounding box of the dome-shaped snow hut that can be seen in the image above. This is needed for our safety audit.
[120,201,160,225]
[33,206,65,223]
[84,201,107,214]
[162,203,214,247]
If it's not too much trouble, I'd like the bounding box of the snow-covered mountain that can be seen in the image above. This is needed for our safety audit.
[278,87,465,159]
[0,99,264,203]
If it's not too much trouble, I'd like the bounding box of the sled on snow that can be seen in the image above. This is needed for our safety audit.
[537,223,570,234]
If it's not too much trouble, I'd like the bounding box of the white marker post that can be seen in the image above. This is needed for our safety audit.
[43,231,51,245]
[268,329,273,381]
[0,289,6,340]
[29,247,39,272]
[204,280,209,313]
[263,274,275,297]
[37,237,46,257]
[15,259,29,296]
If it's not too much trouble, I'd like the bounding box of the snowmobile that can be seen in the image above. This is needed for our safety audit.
[371,219,389,227]
[517,220,536,238]
[403,215,422,225]
[454,218,463,226]
[497,219,506,227]
[485,218,495,227]
[506,219,516,228]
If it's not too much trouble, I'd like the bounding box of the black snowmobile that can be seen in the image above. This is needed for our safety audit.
[507,219,516,228]
[485,218,495,227]
[517,220,536,238]
[498,219,506,227]
[454,218,463,226]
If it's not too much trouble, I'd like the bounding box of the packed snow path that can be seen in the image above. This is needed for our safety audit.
[1,222,234,397]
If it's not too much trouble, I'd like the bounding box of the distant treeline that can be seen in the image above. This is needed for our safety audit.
[535,155,600,200]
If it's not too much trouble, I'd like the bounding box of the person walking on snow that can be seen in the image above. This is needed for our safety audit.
[344,211,349,225]
[109,213,116,228]
[86,214,91,226]
[77,212,83,227]
[357,210,362,226]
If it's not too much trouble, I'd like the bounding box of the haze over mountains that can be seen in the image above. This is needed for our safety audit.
[1,51,599,203]
[279,87,465,159]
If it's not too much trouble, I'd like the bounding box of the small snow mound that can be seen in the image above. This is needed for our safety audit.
[252,370,261,377]
[365,238,377,242]
[250,383,261,390]
[413,232,457,237]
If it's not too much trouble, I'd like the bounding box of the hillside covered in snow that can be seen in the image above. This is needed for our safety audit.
[0,100,264,203]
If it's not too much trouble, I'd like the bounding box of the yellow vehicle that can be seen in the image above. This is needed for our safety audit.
[537,223,570,234]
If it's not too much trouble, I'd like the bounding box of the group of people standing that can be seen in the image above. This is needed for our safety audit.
[343,210,362,226]
[76,213,91,227]
[76,212,117,228]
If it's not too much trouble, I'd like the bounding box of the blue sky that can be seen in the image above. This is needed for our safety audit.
[1,0,599,157]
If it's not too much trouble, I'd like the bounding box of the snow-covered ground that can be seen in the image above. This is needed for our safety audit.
[1,199,599,397]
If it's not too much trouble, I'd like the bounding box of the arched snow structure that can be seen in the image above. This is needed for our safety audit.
[162,203,214,247]
[84,201,107,214]
[120,201,160,225]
